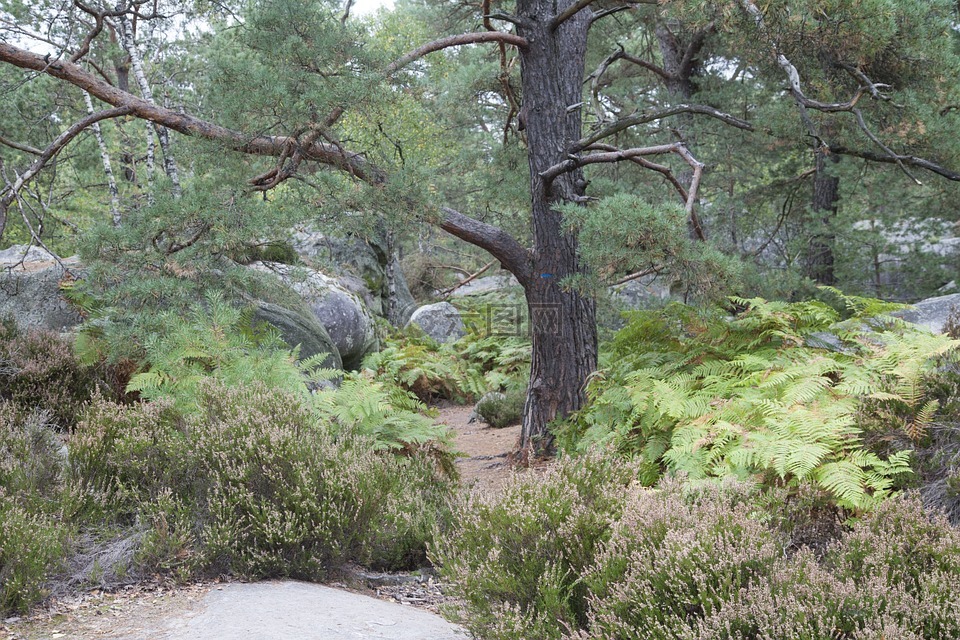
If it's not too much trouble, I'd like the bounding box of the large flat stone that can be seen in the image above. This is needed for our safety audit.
[159,581,465,640]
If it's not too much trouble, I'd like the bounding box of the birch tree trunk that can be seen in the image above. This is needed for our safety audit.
[82,91,122,225]
[117,12,182,198]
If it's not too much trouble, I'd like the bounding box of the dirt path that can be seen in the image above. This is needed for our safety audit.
[436,403,522,492]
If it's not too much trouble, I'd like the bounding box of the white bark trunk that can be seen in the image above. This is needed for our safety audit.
[83,91,122,225]
[144,119,155,205]
[117,13,182,198]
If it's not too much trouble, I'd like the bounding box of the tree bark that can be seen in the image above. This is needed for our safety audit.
[805,149,839,285]
[514,1,597,456]
[82,91,122,224]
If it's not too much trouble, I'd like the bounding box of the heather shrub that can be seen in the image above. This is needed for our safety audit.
[437,462,960,640]
[684,495,960,639]
[575,480,783,639]
[0,494,65,614]
[70,381,452,580]
[0,403,65,509]
[0,404,70,613]
[432,452,643,640]
[475,386,525,429]
[0,322,95,429]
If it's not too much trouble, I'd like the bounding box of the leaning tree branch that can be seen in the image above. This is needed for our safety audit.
[551,0,600,30]
[439,207,532,283]
[553,0,658,30]
[0,134,42,156]
[0,42,384,184]
[0,42,538,284]
[572,104,754,153]
[385,32,528,75]
[0,106,132,237]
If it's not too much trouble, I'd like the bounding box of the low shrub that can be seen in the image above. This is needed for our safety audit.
[0,403,70,614]
[432,452,643,640]
[70,380,453,581]
[475,387,525,428]
[0,403,65,508]
[0,322,95,429]
[0,494,65,614]
[436,455,960,640]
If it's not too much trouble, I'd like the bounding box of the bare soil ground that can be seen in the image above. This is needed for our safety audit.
[437,403,523,492]
[3,402,526,639]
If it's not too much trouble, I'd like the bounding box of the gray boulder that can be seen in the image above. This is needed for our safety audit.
[0,245,83,332]
[447,275,518,298]
[609,276,672,310]
[891,293,960,334]
[291,226,416,327]
[406,302,465,344]
[251,301,342,370]
[251,262,377,369]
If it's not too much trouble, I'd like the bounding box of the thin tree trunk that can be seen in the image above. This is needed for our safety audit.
[82,91,122,225]
[515,1,598,457]
[144,120,156,205]
[805,149,839,285]
[117,13,181,198]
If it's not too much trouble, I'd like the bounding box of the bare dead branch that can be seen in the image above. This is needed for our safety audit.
[0,106,132,237]
[541,142,707,240]
[613,266,659,286]
[439,259,496,298]
[573,104,754,152]
[829,145,960,181]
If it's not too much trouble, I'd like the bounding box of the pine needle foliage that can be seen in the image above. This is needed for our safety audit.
[560,292,960,510]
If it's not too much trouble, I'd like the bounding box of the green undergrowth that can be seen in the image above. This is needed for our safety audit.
[362,326,531,405]
[0,302,457,614]
[435,453,960,640]
[557,290,960,510]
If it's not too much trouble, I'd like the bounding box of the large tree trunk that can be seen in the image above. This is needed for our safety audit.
[805,149,839,285]
[515,2,598,456]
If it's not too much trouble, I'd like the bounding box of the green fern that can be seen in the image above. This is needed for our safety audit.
[562,292,960,510]
[125,293,335,413]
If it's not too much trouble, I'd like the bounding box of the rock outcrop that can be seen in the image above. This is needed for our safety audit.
[406,302,465,344]
[250,262,377,369]
[251,301,342,370]
[0,245,84,332]
[891,293,960,334]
